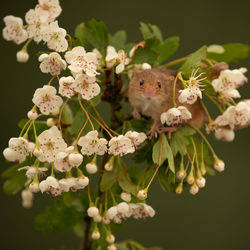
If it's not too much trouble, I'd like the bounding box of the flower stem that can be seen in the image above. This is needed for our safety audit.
[57,97,70,132]
[162,56,189,68]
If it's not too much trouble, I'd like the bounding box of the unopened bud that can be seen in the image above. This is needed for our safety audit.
[137,189,147,200]
[16,50,29,63]
[29,182,40,193]
[68,153,83,167]
[175,182,183,194]
[27,110,38,120]
[189,183,199,195]
[46,118,55,127]
[106,234,115,244]
[176,170,186,180]
[196,177,206,188]
[92,230,100,240]
[214,159,225,172]
[120,192,131,202]
[86,162,98,174]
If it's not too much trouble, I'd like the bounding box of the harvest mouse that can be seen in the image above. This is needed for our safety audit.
[128,68,206,137]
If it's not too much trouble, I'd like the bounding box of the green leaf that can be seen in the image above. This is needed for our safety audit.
[82,19,109,55]
[35,199,82,234]
[63,192,73,207]
[152,133,175,173]
[179,46,207,77]
[61,103,74,125]
[140,22,163,41]
[117,159,138,196]
[158,36,179,63]
[152,134,167,166]
[74,22,88,48]
[100,169,117,192]
[157,165,176,193]
[208,43,249,63]
[73,222,85,238]
[3,173,27,195]
[170,126,196,156]
[130,38,160,65]
[109,30,127,50]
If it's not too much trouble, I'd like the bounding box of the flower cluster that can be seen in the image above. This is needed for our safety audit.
[3,0,67,62]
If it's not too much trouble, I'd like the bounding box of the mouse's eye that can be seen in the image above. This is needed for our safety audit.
[157,81,161,88]
[140,80,145,86]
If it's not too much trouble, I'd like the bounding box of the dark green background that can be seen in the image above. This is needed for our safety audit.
[0,0,250,249]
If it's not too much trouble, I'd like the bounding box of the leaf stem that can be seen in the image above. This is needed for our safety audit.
[163,56,189,68]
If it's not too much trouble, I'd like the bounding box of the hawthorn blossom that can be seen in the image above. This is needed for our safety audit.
[129,203,155,220]
[32,85,63,115]
[65,46,99,77]
[3,137,35,163]
[25,9,48,43]
[73,74,100,100]
[105,46,130,74]
[59,76,75,98]
[215,102,250,129]
[106,203,131,224]
[212,68,248,98]
[124,131,147,147]
[18,166,48,179]
[59,177,78,192]
[54,146,74,172]
[39,175,62,196]
[21,189,34,208]
[78,130,108,155]
[178,69,205,104]
[92,48,104,68]
[108,135,135,156]
[2,15,28,44]
[43,21,68,52]
[37,126,67,162]
[160,106,192,126]
[214,128,235,142]
[39,52,66,75]
[35,0,62,22]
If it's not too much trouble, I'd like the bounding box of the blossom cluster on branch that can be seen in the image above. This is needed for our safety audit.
[2,0,250,249]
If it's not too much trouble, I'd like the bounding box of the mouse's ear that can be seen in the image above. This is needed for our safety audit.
[131,69,141,78]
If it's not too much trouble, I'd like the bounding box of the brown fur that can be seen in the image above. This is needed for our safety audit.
[128,68,206,128]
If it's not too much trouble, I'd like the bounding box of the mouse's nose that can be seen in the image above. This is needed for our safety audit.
[144,86,156,98]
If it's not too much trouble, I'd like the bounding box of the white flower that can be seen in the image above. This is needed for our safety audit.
[196,177,206,188]
[35,0,62,22]
[115,50,130,74]
[3,137,34,163]
[39,52,66,75]
[78,130,108,155]
[16,50,29,63]
[18,166,47,179]
[215,102,250,129]
[59,76,75,98]
[25,9,48,43]
[189,183,199,195]
[137,189,147,200]
[178,85,202,104]
[117,202,130,214]
[107,244,117,250]
[106,234,115,244]
[21,189,33,208]
[42,176,62,196]
[106,206,118,220]
[68,153,83,167]
[65,46,99,77]
[29,182,40,193]
[124,131,147,147]
[32,85,63,115]
[105,46,118,68]
[129,203,155,219]
[59,177,77,192]
[120,192,131,202]
[86,162,98,174]
[54,146,74,172]
[92,48,104,68]
[214,159,225,172]
[73,74,100,100]
[105,46,130,74]
[37,126,67,162]
[75,176,89,189]
[43,21,68,52]
[160,106,192,126]
[92,230,101,240]
[3,15,27,44]
[108,135,135,156]
[212,68,248,98]
[214,128,235,142]
[87,206,99,218]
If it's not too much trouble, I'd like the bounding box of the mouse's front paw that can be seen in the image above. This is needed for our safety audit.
[133,109,141,119]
